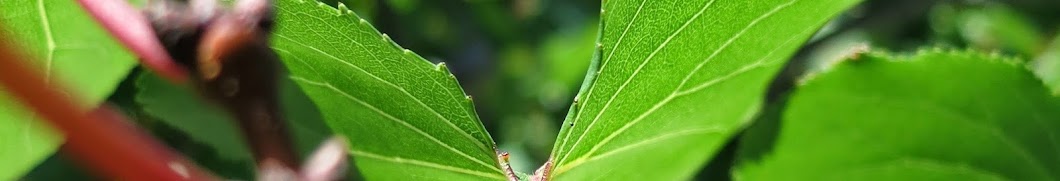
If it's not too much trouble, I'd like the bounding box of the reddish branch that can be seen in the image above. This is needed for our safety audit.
[66,0,349,180]
[0,27,217,180]
[75,0,188,82]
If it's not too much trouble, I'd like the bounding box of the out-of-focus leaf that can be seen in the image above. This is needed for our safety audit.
[735,51,1060,180]
[732,96,787,168]
[538,22,597,110]
[1032,33,1060,95]
[384,0,418,14]
[954,5,1043,57]
[135,72,333,164]
[0,0,137,180]
[20,153,102,181]
[271,0,503,180]
[135,73,252,161]
[547,0,861,180]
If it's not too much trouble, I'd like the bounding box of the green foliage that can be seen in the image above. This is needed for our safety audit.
[0,0,137,180]
[6,0,1059,180]
[270,0,501,180]
[0,94,61,181]
[547,0,860,180]
[0,1,137,104]
[736,51,1060,180]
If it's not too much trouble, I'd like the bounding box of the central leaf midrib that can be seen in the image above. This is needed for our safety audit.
[275,45,498,173]
[287,75,501,173]
[557,0,720,165]
[35,0,55,82]
[557,0,804,169]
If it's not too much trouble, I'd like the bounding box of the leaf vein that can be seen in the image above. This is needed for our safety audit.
[351,150,505,179]
[673,0,799,91]
[559,0,718,164]
[572,6,814,167]
[274,34,492,153]
[557,0,651,163]
[556,127,724,173]
[289,75,501,173]
[36,0,55,82]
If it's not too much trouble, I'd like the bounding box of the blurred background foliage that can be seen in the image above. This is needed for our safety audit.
[19,0,1060,180]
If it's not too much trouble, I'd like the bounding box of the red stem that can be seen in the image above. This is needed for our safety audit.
[75,0,189,83]
[0,27,217,181]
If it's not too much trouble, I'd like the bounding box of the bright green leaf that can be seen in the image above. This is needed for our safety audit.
[271,0,502,180]
[0,0,137,180]
[735,51,1060,180]
[0,93,60,181]
[547,0,861,180]
[0,0,137,104]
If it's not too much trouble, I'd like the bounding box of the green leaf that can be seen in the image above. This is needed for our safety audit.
[1,0,137,104]
[0,0,137,180]
[0,94,61,181]
[735,51,1060,180]
[271,0,502,180]
[547,0,861,180]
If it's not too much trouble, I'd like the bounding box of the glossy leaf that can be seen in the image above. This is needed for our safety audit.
[735,51,1060,180]
[547,0,861,180]
[271,0,502,180]
[0,0,137,180]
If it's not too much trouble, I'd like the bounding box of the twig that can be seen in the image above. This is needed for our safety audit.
[0,26,218,181]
